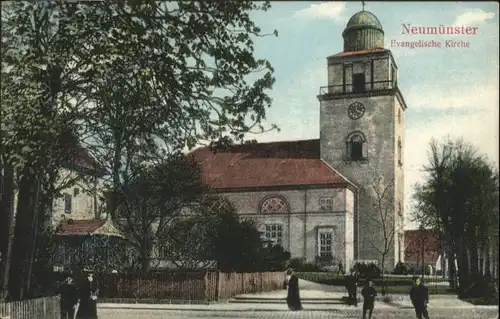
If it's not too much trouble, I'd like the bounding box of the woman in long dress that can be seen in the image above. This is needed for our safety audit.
[77,269,99,319]
[286,269,303,311]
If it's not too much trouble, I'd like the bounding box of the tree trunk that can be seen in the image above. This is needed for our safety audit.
[0,164,15,300]
[457,239,471,297]
[8,169,39,301]
[381,254,386,295]
[110,129,123,220]
[139,242,151,272]
[24,179,41,297]
[469,244,479,277]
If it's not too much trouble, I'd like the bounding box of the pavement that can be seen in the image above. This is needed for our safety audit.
[97,279,499,319]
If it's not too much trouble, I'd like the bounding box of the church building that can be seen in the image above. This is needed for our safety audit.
[191,9,407,271]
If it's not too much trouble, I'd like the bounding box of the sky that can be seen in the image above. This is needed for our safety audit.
[243,1,499,229]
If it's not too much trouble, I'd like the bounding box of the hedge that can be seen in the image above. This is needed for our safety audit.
[296,273,448,287]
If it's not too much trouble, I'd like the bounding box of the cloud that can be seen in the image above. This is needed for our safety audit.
[454,8,496,26]
[293,2,346,20]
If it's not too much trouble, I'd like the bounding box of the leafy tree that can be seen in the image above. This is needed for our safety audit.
[413,137,499,299]
[115,153,205,271]
[161,197,290,272]
[73,1,279,218]
[1,0,278,299]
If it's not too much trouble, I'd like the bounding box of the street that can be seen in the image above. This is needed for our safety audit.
[98,307,499,319]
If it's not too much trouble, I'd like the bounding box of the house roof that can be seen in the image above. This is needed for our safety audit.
[56,218,123,237]
[404,230,441,265]
[189,139,353,190]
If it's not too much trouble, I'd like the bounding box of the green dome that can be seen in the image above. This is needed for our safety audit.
[342,11,385,51]
[345,11,383,32]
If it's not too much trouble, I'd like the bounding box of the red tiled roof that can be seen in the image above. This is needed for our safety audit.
[56,219,106,236]
[189,139,352,190]
[328,48,388,58]
[404,230,442,265]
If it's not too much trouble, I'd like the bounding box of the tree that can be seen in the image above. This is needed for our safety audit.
[74,1,279,218]
[115,153,205,271]
[413,137,499,299]
[161,197,290,272]
[1,0,278,299]
[365,176,402,295]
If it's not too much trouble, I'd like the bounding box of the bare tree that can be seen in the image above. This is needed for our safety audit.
[366,176,402,295]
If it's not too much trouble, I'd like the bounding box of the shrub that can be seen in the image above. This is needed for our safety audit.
[288,258,323,272]
[406,264,432,276]
[392,261,408,275]
[351,262,381,279]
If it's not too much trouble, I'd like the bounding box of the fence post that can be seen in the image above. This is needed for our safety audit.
[242,273,245,294]
[203,270,208,301]
[216,271,221,301]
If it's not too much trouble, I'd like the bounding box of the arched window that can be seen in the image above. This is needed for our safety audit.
[345,131,367,161]
[259,196,289,214]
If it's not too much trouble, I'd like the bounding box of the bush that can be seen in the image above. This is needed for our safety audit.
[392,261,408,275]
[351,262,381,279]
[405,264,432,276]
[460,275,499,305]
[288,258,323,272]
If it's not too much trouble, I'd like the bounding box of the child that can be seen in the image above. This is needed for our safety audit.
[361,279,377,319]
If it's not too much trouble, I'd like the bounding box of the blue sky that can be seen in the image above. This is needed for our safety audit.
[244,2,499,229]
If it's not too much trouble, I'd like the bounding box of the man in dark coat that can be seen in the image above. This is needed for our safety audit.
[410,277,430,319]
[361,279,377,319]
[60,275,79,319]
[286,268,303,311]
[345,271,358,306]
[77,269,99,319]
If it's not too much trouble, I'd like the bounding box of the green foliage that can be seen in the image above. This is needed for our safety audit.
[115,153,205,270]
[351,262,382,279]
[162,196,290,272]
[392,261,408,275]
[1,0,279,298]
[288,258,324,272]
[413,137,499,298]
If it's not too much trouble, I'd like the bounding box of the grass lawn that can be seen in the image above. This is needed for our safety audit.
[384,285,455,295]
[297,272,456,295]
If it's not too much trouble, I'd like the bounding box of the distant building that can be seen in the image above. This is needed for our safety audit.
[404,229,442,274]
[50,146,122,270]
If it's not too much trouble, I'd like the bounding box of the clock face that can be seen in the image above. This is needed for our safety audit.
[347,102,365,120]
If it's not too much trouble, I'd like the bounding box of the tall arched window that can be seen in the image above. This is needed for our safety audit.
[259,196,289,214]
[346,131,367,161]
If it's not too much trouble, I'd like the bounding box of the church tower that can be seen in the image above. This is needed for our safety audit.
[318,9,407,270]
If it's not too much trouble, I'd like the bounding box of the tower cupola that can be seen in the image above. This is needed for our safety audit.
[342,10,384,51]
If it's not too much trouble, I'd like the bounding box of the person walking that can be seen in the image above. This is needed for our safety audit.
[60,274,80,319]
[286,268,303,311]
[77,269,99,319]
[361,279,377,319]
[337,260,345,276]
[410,276,430,319]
